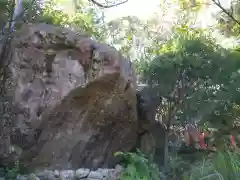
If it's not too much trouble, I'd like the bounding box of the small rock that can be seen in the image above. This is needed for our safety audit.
[59,170,75,180]
[35,170,56,180]
[0,177,5,180]
[115,165,123,173]
[53,170,60,178]
[96,169,109,177]
[75,169,90,179]
[159,172,166,180]
[88,171,103,179]
[27,173,40,180]
[114,164,123,178]
[16,175,28,180]
[103,170,117,180]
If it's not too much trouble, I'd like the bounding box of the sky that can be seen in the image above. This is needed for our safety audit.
[102,0,231,21]
[58,0,161,21]
[102,0,233,43]
[57,0,234,46]
[57,0,232,22]
[103,0,160,21]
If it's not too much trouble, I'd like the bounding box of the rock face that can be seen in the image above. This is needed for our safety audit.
[137,87,167,167]
[0,23,157,171]
[7,23,136,137]
[20,72,138,171]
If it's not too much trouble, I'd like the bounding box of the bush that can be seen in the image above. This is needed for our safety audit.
[0,160,20,180]
[114,150,163,180]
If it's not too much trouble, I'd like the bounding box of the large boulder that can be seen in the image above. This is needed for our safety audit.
[19,72,138,171]
[7,23,136,135]
[0,23,156,170]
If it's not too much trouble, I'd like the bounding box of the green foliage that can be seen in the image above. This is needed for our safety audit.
[114,150,240,180]
[0,0,43,29]
[106,16,144,57]
[37,0,105,40]
[0,0,105,41]
[184,151,240,180]
[114,150,162,180]
[0,161,20,180]
[40,1,69,26]
[0,0,9,26]
[175,0,206,12]
[215,0,240,37]
[136,22,240,178]
[140,25,240,131]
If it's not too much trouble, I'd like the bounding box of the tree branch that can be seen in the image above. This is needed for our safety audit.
[89,0,128,8]
[211,0,240,26]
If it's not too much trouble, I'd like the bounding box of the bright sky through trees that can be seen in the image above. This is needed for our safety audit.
[103,0,231,21]
[103,0,160,21]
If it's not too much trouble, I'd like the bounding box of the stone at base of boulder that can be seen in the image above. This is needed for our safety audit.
[14,165,123,180]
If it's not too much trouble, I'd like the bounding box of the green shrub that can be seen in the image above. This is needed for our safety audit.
[0,160,20,180]
[114,150,162,180]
